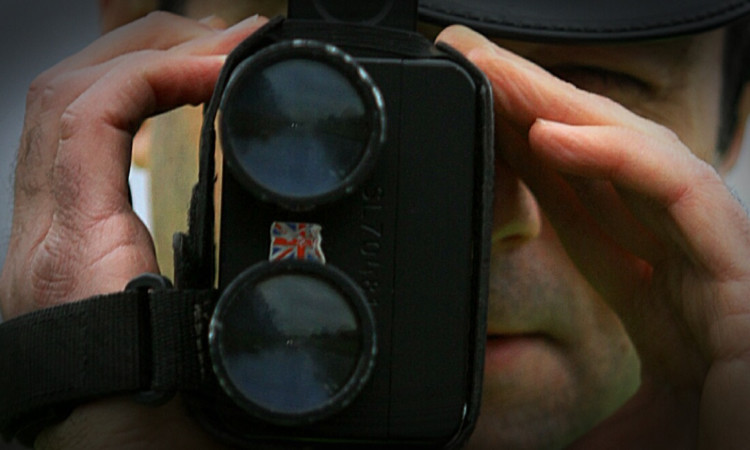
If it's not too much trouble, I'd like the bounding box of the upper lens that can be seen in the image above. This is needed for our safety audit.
[220,40,385,210]
[209,261,377,425]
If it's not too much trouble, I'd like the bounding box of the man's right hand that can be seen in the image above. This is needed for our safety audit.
[0,11,266,449]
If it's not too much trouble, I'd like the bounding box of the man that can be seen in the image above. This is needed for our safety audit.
[2,0,750,448]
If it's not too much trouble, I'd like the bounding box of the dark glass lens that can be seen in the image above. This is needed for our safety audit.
[210,262,376,424]
[220,42,383,206]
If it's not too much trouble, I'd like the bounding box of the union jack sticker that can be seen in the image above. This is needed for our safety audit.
[269,221,326,264]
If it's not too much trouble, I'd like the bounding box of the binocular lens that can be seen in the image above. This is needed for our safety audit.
[210,261,376,425]
[220,41,385,209]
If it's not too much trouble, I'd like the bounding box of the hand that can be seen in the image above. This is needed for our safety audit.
[438,26,750,448]
[0,11,267,449]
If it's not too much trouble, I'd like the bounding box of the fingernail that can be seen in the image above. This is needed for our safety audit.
[224,14,260,32]
[210,55,228,64]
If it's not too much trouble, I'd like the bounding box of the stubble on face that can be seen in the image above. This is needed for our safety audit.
[474,223,640,448]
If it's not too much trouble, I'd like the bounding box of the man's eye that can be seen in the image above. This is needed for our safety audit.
[548,65,653,97]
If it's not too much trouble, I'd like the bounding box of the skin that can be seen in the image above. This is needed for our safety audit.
[1,0,750,448]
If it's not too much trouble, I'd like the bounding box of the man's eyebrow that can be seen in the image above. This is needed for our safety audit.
[500,35,703,89]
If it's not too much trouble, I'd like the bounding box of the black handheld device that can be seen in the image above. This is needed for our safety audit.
[174,1,494,447]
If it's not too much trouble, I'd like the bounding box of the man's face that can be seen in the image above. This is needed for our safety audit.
[142,1,726,447]
[469,32,725,448]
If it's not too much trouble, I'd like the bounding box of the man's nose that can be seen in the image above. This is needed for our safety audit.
[491,158,542,249]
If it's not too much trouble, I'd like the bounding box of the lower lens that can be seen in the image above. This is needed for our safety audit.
[210,261,376,425]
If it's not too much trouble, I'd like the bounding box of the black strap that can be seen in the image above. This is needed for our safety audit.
[0,287,216,445]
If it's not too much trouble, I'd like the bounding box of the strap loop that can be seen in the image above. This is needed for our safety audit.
[127,273,177,406]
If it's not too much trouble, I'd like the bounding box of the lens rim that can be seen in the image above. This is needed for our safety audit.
[208,260,377,426]
[219,40,386,211]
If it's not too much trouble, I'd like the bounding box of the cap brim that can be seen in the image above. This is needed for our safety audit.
[419,0,750,42]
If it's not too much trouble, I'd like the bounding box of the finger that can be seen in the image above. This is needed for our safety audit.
[436,25,658,134]
[24,12,218,122]
[21,13,264,160]
[168,13,265,56]
[16,15,267,203]
[36,12,226,84]
[563,175,666,264]
[26,14,265,121]
[53,52,229,213]
[79,13,261,69]
[497,118,650,314]
[529,119,750,279]
[37,14,264,117]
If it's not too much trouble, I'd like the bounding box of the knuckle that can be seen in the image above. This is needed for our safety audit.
[25,69,55,106]
[25,75,46,107]
[140,10,182,30]
[57,106,77,141]
[26,66,69,112]
[58,102,87,143]
[38,73,73,114]
[661,126,682,145]
[649,121,682,146]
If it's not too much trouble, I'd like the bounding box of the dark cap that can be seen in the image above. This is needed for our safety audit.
[419,0,750,41]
